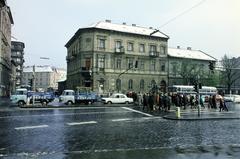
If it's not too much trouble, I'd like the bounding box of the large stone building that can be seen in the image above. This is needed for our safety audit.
[0,0,13,97]
[65,20,169,94]
[22,66,66,91]
[11,41,25,88]
[168,46,217,86]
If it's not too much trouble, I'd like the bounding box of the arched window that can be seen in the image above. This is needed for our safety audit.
[128,79,133,90]
[151,80,156,88]
[116,79,121,92]
[140,79,144,90]
[160,80,167,93]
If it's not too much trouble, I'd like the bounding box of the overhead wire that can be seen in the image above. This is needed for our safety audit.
[159,0,207,29]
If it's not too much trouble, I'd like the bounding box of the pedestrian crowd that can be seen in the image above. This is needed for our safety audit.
[127,92,228,112]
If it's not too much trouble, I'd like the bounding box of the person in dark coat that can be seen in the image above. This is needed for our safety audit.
[148,93,154,112]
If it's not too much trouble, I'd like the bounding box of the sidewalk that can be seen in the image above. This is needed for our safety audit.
[0,97,10,106]
[163,107,240,120]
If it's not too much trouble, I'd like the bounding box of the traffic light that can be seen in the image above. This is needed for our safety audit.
[208,61,214,71]
[194,83,199,93]
[199,83,202,89]
[28,78,33,87]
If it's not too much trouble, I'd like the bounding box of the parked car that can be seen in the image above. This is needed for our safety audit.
[224,94,240,103]
[101,93,133,104]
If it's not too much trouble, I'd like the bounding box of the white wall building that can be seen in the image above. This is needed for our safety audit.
[22,65,66,91]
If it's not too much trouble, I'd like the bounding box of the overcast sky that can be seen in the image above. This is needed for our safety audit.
[8,0,240,68]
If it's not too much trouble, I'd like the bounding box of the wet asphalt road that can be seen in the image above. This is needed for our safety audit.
[1,103,240,159]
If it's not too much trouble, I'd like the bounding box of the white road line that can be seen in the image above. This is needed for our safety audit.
[112,118,132,122]
[67,121,97,126]
[15,125,49,130]
[121,107,153,117]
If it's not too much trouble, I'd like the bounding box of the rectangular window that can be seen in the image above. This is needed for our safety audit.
[127,42,134,51]
[150,45,157,52]
[98,38,105,49]
[116,59,121,69]
[115,41,122,49]
[160,61,166,72]
[139,44,145,52]
[160,46,166,54]
[140,60,145,70]
[150,60,156,71]
[98,56,105,68]
[171,62,177,76]
[128,58,134,69]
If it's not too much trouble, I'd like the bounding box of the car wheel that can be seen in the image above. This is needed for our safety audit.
[67,101,73,105]
[107,101,112,104]
[18,101,25,107]
[42,100,48,106]
[125,101,129,104]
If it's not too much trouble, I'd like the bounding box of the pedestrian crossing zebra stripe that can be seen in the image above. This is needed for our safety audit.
[121,107,153,117]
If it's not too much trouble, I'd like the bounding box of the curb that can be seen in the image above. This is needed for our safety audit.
[163,114,240,121]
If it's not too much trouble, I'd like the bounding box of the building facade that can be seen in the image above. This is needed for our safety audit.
[11,41,25,88]
[22,66,66,91]
[65,20,169,94]
[0,0,13,97]
[168,47,217,86]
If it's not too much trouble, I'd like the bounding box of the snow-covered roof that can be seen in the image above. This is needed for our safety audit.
[85,21,169,39]
[57,78,66,83]
[23,65,54,73]
[168,47,217,61]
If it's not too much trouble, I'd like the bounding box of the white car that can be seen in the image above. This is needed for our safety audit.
[224,94,240,103]
[101,93,133,104]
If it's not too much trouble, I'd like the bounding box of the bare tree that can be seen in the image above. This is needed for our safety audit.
[221,55,240,93]
[177,59,207,85]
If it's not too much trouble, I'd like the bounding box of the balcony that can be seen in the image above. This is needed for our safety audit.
[149,51,159,57]
[66,56,74,62]
[115,47,125,54]
[81,67,91,77]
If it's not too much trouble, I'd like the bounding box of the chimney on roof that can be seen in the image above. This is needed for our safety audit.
[123,22,126,25]
[187,47,192,50]
[132,24,136,26]
[177,46,180,49]
[149,27,153,29]
[105,19,111,23]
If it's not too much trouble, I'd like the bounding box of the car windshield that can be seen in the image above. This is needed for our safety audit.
[15,90,27,95]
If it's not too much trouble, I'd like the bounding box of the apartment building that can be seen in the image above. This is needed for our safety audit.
[22,65,66,91]
[11,41,25,88]
[0,0,13,97]
[168,46,217,86]
[65,20,169,94]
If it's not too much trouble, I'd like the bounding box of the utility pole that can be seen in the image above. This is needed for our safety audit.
[32,65,36,105]
[32,65,36,92]
[117,61,138,92]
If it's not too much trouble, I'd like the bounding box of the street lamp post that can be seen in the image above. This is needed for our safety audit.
[117,61,138,92]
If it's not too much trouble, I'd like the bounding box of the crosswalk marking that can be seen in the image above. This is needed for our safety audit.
[15,125,49,130]
[121,107,153,117]
[112,118,131,122]
[67,121,97,126]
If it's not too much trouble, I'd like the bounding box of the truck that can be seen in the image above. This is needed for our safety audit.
[10,88,55,106]
[59,89,98,105]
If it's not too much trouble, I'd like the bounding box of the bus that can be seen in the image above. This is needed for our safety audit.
[168,85,217,95]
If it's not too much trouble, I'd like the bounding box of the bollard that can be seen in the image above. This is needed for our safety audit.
[176,107,181,118]
[27,97,30,105]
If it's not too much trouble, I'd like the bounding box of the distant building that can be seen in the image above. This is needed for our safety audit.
[22,66,66,91]
[11,41,25,88]
[168,46,217,86]
[0,0,14,97]
[65,20,169,94]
